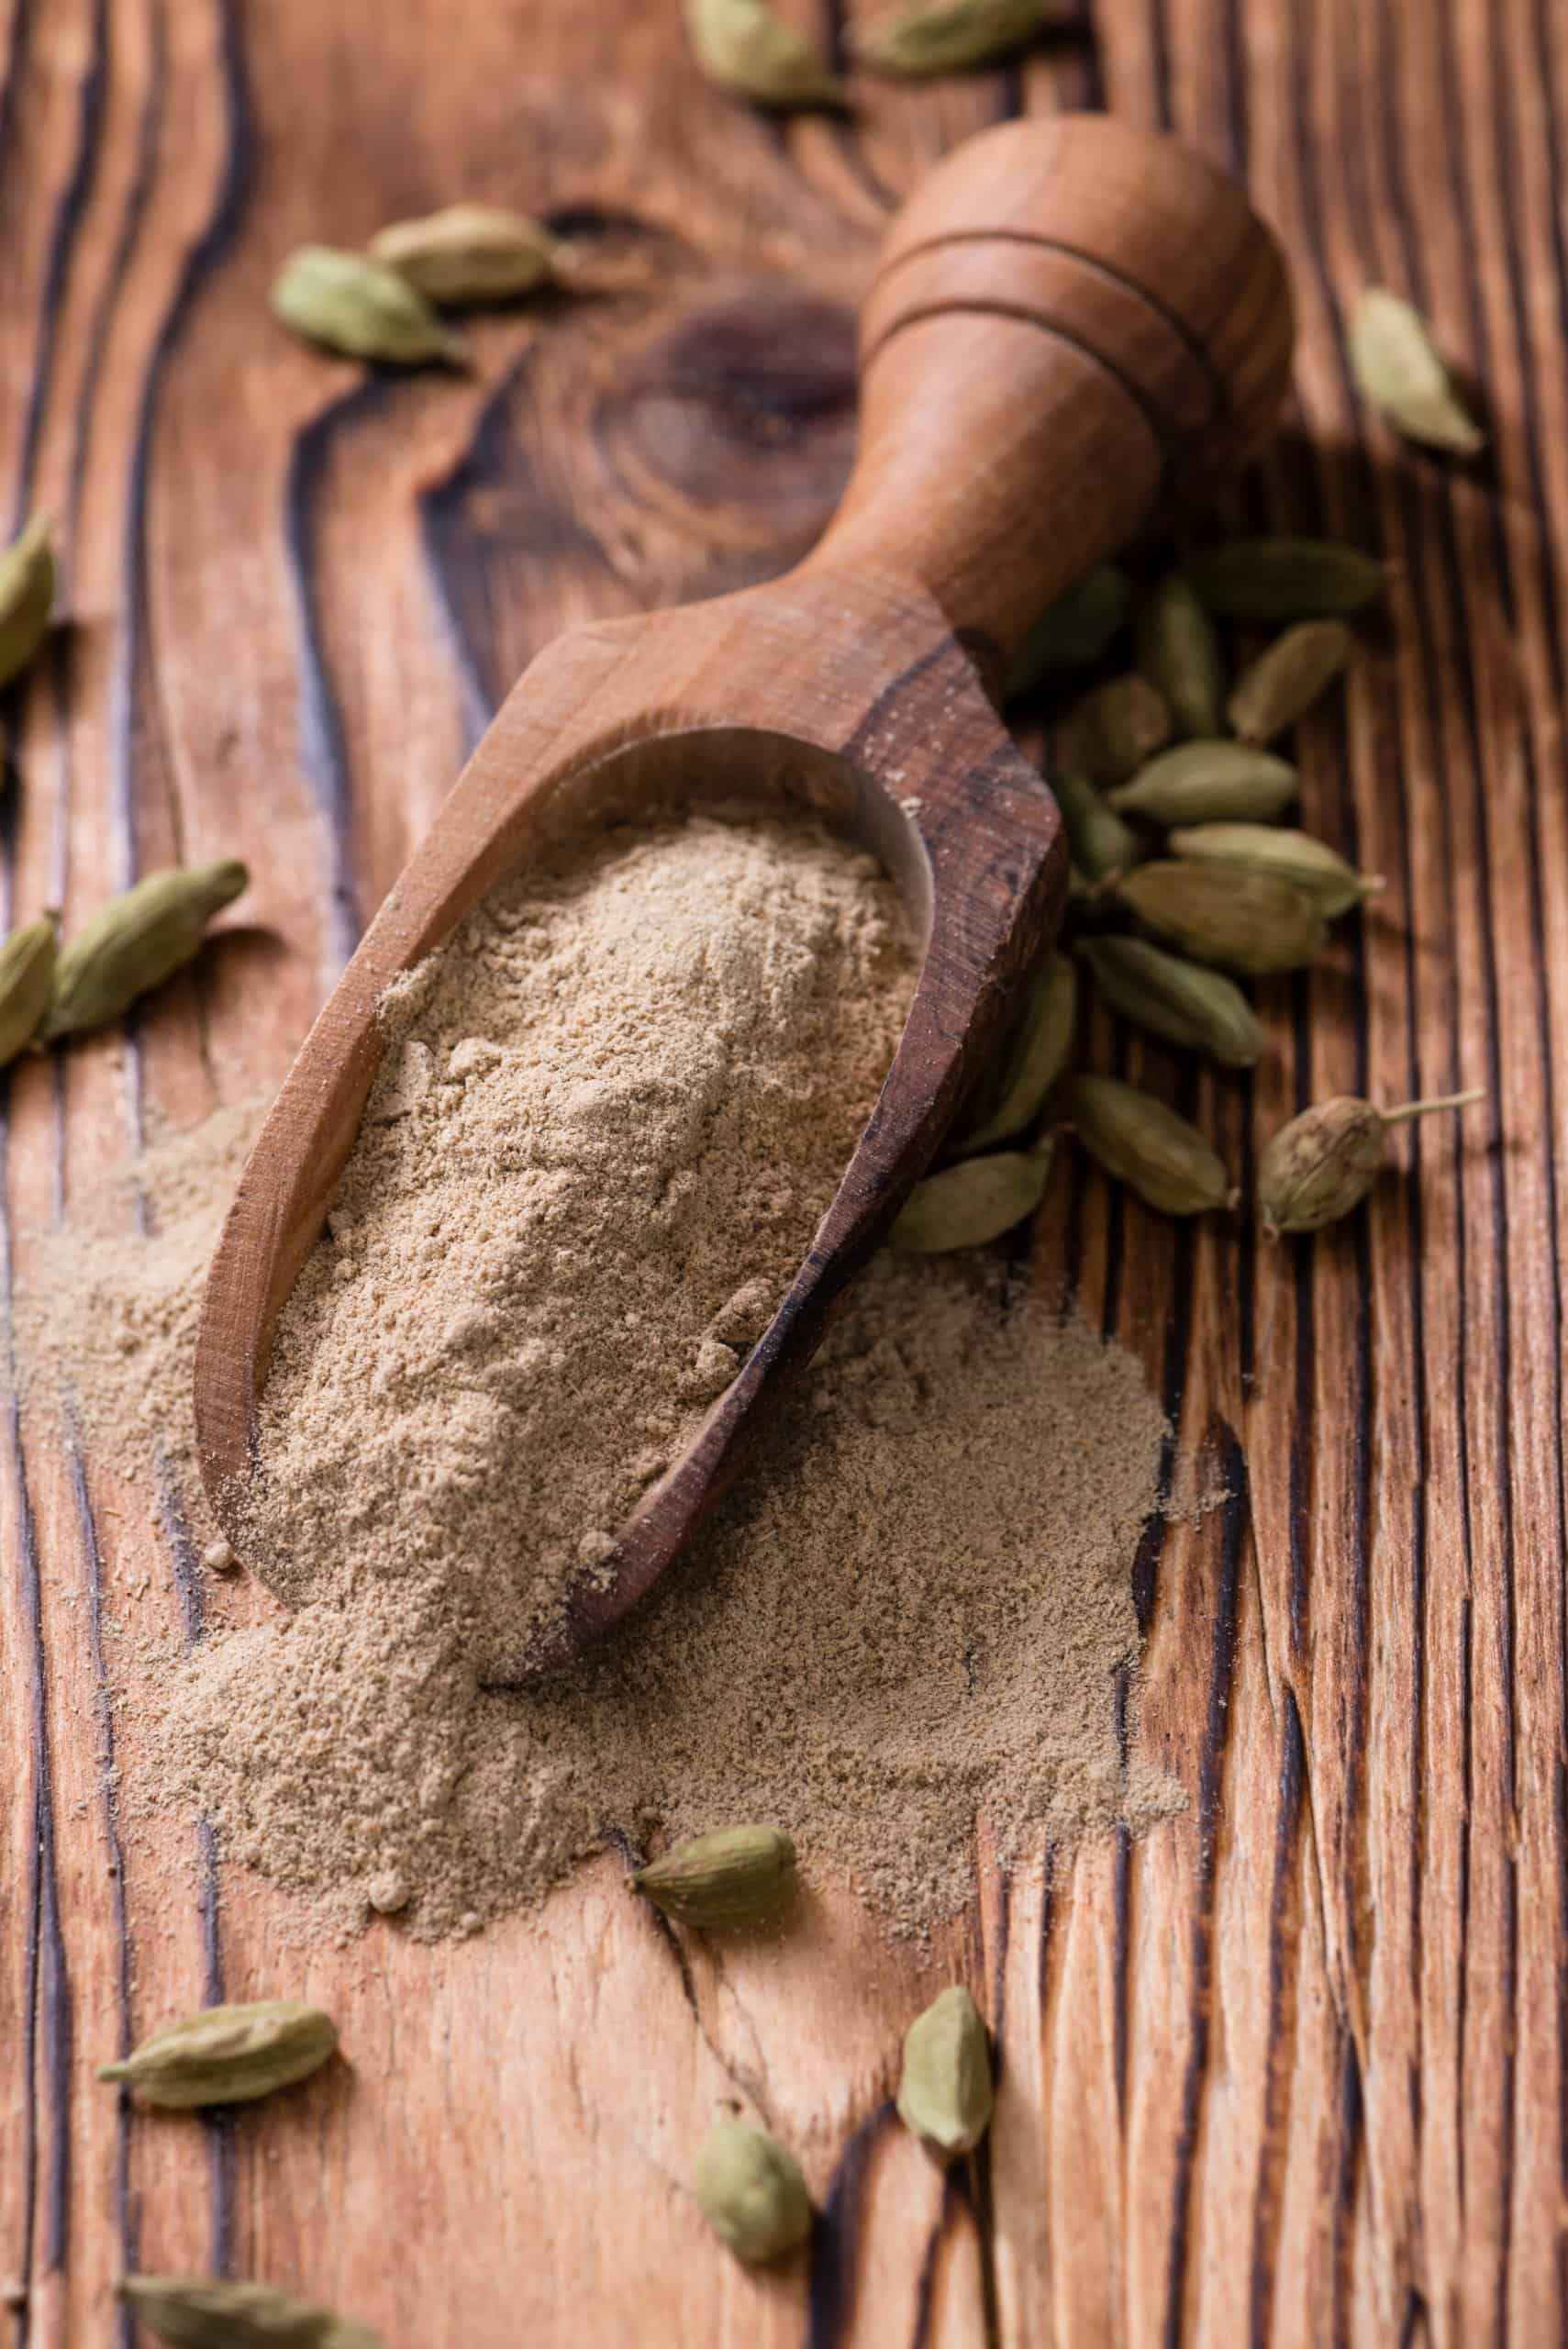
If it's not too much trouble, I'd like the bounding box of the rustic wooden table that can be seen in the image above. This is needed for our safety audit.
[3,2,1564,2343]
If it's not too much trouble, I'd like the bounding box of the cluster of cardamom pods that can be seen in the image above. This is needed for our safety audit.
[99,1998,381,2344]
[0,859,248,1076]
[626,1825,995,2261]
[893,520,1485,1248]
[684,0,1069,108]
[272,202,587,370]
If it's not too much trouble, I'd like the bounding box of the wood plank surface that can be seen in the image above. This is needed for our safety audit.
[2,2,1564,2343]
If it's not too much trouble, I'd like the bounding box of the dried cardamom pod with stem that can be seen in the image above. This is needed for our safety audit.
[1184,538,1384,622]
[1136,573,1226,737]
[855,0,1049,77]
[1059,673,1172,785]
[0,911,59,1067]
[1227,620,1352,745]
[1108,740,1298,828]
[951,953,1075,1154]
[692,2111,812,2265]
[1349,288,1484,455]
[43,859,249,1041]
[1168,823,1383,918]
[116,2274,382,2349]
[271,247,466,366]
[1050,769,1139,886]
[1065,1074,1238,1216]
[1116,861,1327,976]
[1079,935,1263,1069]
[98,1998,338,2110]
[891,1139,1053,1252]
[684,0,846,106]
[0,513,55,691]
[1006,562,1129,697]
[896,1986,995,2159]
[369,204,566,306]
[1259,1089,1485,1234]
[631,1825,795,1928]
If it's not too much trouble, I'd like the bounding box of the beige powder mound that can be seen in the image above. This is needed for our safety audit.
[250,812,917,1675]
[159,1252,1177,1940]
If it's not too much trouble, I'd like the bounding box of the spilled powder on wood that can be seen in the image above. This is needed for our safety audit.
[247,811,917,1675]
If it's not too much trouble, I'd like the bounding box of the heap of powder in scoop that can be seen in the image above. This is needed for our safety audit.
[248,812,917,1673]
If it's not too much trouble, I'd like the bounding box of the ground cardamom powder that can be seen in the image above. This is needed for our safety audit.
[16,812,1184,1943]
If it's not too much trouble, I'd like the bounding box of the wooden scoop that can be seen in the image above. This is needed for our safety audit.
[195,116,1292,1678]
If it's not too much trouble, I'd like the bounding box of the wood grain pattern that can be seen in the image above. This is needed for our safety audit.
[0,1,1562,2343]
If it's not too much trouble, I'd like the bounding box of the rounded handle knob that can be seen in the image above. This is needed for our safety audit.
[802,116,1294,661]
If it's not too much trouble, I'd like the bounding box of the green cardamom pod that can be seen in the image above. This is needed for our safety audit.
[632,1824,795,1927]
[1227,619,1353,745]
[1065,1074,1237,1216]
[1078,935,1263,1069]
[43,859,249,1041]
[1107,740,1298,828]
[1168,823,1384,918]
[1259,1088,1485,1235]
[1136,573,1226,738]
[896,1985,994,2159]
[1006,563,1130,697]
[1058,673,1172,785]
[0,514,55,690]
[368,204,564,306]
[97,1998,338,2110]
[1349,288,1484,456]
[952,954,1075,1154]
[891,1139,1052,1252]
[272,246,467,366]
[1050,769,1140,885]
[692,2112,812,2264]
[1184,538,1384,622]
[1116,861,1326,975]
[855,0,1047,76]
[0,910,59,1067]
[115,2274,382,2348]
[684,0,846,106]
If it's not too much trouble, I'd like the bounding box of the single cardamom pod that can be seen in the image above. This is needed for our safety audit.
[684,0,846,106]
[1058,673,1172,785]
[1006,563,1130,697]
[0,910,60,1067]
[97,1998,338,2110]
[691,2112,812,2265]
[1136,573,1226,737]
[1078,936,1263,1069]
[952,954,1076,1154]
[631,1824,795,1927]
[115,2273,382,2348]
[896,1985,994,2158]
[42,858,249,1042]
[368,204,564,306]
[1116,861,1326,975]
[855,0,1047,77]
[1259,1088,1485,1234]
[0,514,55,690]
[1050,769,1140,885]
[1184,538,1384,622]
[1168,823,1385,918]
[1065,1074,1237,1216]
[1349,288,1484,456]
[891,1139,1053,1252]
[271,246,466,366]
[1107,740,1298,828]
[1227,619,1353,745]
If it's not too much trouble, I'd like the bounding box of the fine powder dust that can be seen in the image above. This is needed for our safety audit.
[249,812,917,1674]
[11,812,1185,1943]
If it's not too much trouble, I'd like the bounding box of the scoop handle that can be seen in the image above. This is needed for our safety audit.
[798,115,1294,662]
